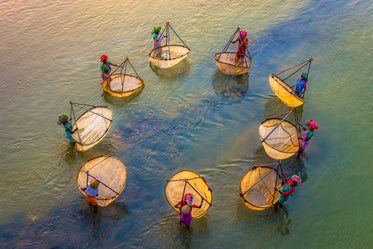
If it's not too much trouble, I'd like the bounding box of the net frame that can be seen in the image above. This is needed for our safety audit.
[164,170,212,219]
[269,58,313,107]
[214,27,252,75]
[102,57,144,98]
[258,108,302,160]
[240,163,284,210]
[149,22,190,68]
[69,101,112,151]
[77,155,127,207]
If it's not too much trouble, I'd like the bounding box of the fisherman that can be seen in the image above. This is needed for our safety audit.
[151,26,164,57]
[100,54,122,81]
[57,113,77,143]
[174,193,204,229]
[81,177,101,213]
[292,72,308,96]
[297,119,319,158]
[274,175,302,209]
[231,31,248,62]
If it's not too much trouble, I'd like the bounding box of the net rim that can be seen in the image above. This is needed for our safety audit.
[102,73,144,96]
[258,117,301,155]
[269,73,305,103]
[164,169,212,219]
[73,106,112,146]
[239,166,282,209]
[214,52,252,69]
[77,155,127,206]
[149,45,190,60]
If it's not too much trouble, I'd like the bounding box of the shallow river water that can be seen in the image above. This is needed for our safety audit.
[0,0,372,248]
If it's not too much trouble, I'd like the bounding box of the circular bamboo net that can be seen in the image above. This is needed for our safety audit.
[77,155,127,207]
[164,170,212,218]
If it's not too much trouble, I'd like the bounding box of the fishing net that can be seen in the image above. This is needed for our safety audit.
[269,58,312,107]
[102,58,144,98]
[149,22,190,68]
[214,27,252,75]
[77,155,127,207]
[70,102,112,151]
[214,52,252,75]
[258,118,300,160]
[149,45,190,68]
[164,170,212,218]
[240,166,283,210]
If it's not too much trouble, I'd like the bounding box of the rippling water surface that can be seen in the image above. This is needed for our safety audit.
[0,0,372,248]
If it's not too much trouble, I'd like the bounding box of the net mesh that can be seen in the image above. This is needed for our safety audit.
[269,73,305,108]
[214,52,252,75]
[77,156,127,207]
[73,106,112,151]
[164,170,212,218]
[102,73,144,97]
[149,45,190,68]
[258,118,300,160]
[240,166,282,210]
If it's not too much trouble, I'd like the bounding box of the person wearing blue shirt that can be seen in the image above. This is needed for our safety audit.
[292,72,308,96]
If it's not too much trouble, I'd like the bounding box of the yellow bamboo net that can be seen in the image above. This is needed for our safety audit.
[77,155,127,207]
[258,118,300,160]
[102,73,144,98]
[164,170,212,218]
[240,166,282,210]
[269,73,305,107]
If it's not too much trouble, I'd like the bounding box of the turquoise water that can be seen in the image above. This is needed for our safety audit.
[0,0,372,248]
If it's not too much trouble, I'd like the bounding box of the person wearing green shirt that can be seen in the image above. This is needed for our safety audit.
[100,54,121,81]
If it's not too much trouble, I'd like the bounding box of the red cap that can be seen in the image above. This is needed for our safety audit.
[100,55,108,61]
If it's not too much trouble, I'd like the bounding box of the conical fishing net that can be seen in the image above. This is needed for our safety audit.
[258,118,300,160]
[240,166,282,210]
[77,155,127,207]
[149,22,190,68]
[164,170,212,218]
[70,102,112,151]
[269,58,312,107]
[102,58,144,97]
[214,27,252,75]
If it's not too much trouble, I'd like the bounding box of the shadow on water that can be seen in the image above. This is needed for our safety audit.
[149,59,191,82]
[0,200,129,248]
[150,213,210,249]
[235,191,293,237]
[211,70,249,98]
[101,85,144,106]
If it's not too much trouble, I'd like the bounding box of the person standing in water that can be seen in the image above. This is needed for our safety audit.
[297,119,319,158]
[81,177,101,213]
[100,54,122,81]
[292,72,308,97]
[57,113,77,143]
[151,26,164,57]
[274,175,302,209]
[174,193,204,229]
[232,31,248,63]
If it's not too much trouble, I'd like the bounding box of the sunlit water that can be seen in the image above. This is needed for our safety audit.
[0,0,372,248]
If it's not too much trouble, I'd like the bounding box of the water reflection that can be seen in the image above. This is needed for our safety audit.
[275,205,292,236]
[263,94,304,122]
[211,71,249,98]
[149,59,191,81]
